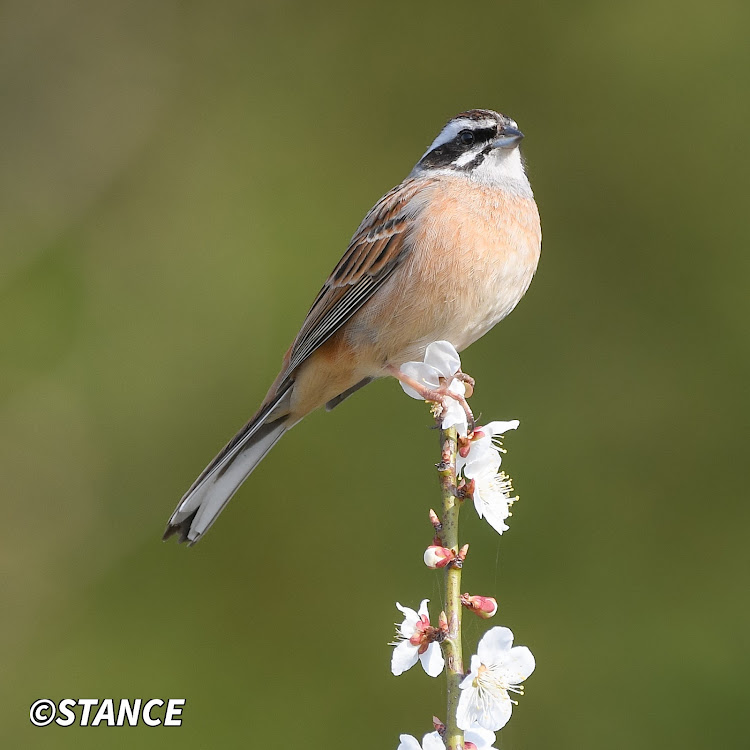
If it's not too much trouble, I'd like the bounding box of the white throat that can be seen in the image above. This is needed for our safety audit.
[470,148,533,197]
[411,146,533,198]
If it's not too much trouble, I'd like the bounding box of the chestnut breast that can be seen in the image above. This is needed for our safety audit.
[351,176,541,366]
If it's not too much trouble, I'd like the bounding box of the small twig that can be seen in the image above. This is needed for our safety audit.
[437,426,464,750]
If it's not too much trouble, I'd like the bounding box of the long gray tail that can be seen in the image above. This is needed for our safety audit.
[164,385,293,545]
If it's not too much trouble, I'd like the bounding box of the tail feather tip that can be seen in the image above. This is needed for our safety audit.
[162,510,199,545]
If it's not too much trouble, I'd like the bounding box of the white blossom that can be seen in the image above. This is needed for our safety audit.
[463,726,498,749]
[467,458,515,535]
[396,732,445,750]
[399,341,468,435]
[396,727,497,750]
[457,420,519,476]
[457,627,535,731]
[390,600,444,677]
[459,421,519,535]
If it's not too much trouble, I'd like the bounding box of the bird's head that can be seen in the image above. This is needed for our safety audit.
[412,109,530,194]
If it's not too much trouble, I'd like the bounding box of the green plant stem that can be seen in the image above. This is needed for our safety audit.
[438,426,464,750]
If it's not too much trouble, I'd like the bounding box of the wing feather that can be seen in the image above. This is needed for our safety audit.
[279,177,433,382]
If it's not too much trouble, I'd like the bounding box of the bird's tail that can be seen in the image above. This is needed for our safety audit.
[164,384,294,545]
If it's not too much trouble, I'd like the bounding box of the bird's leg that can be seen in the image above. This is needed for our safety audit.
[387,366,475,433]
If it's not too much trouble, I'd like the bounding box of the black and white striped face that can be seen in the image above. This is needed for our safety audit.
[412,109,529,190]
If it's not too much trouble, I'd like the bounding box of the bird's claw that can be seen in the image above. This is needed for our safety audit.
[431,389,475,435]
[453,371,475,398]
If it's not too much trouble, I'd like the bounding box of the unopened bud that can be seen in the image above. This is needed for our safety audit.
[432,716,446,734]
[438,610,449,633]
[424,545,455,569]
[458,434,472,458]
[460,593,498,619]
[428,508,443,532]
[458,543,469,561]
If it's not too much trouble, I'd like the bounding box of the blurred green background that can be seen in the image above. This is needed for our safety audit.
[2,0,749,747]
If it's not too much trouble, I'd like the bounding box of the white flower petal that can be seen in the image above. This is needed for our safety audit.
[423,340,461,377]
[397,735,424,750]
[417,599,431,619]
[457,683,513,731]
[473,490,485,520]
[399,361,442,399]
[483,420,520,437]
[468,462,513,534]
[501,645,536,682]
[391,640,419,675]
[456,457,466,475]
[459,630,534,732]
[484,692,513,731]
[419,642,445,677]
[422,731,446,750]
[465,726,497,749]
[462,443,502,478]
[477,626,514,663]
[482,507,510,534]
[459,420,518,475]
[479,490,510,534]
[447,378,466,397]
[396,603,420,637]
[459,654,481,688]
[441,397,468,435]
[456,684,472,730]
[456,684,477,730]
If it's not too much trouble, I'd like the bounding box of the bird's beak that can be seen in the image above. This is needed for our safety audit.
[492,126,524,150]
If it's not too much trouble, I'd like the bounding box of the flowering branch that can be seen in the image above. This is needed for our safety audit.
[437,425,464,750]
[391,341,535,750]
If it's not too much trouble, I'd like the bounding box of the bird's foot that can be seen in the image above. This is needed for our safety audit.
[388,366,475,434]
[452,371,475,398]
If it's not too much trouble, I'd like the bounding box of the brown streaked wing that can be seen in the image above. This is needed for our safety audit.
[278,177,433,383]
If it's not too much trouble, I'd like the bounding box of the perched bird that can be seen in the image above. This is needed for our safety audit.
[164,108,542,545]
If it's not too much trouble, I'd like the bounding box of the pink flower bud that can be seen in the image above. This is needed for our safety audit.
[423,545,455,569]
[458,434,472,458]
[438,610,449,634]
[428,508,443,532]
[460,593,498,619]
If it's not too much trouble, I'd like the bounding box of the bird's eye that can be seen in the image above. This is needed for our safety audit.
[459,130,475,146]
